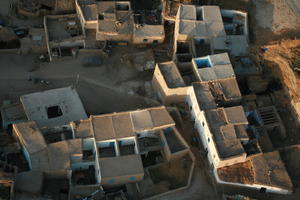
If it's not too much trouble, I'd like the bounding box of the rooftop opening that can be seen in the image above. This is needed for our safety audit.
[133,13,143,24]
[193,38,211,57]
[71,165,96,185]
[196,7,203,20]
[98,14,104,20]
[118,139,136,156]
[130,0,161,11]
[194,57,212,68]
[42,177,69,199]
[163,128,185,153]
[82,139,95,161]
[177,54,192,63]
[137,135,161,154]
[177,42,190,54]
[141,150,162,168]
[98,141,116,158]
[222,15,233,23]
[178,64,197,85]
[46,105,63,119]
[116,3,130,11]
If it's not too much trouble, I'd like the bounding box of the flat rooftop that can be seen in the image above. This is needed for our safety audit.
[177,6,226,38]
[205,106,248,159]
[20,86,87,128]
[176,5,248,56]
[30,138,82,171]
[90,106,175,141]
[192,53,235,82]
[13,121,47,154]
[99,154,143,179]
[1,103,27,125]
[45,14,83,42]
[192,79,241,109]
[217,151,293,191]
[158,61,186,89]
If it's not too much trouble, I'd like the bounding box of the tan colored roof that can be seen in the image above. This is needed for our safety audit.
[30,149,50,171]
[179,5,196,20]
[193,83,218,110]
[223,106,248,125]
[217,151,293,191]
[198,64,235,81]
[92,115,115,141]
[91,106,174,141]
[158,61,186,89]
[72,119,93,138]
[205,106,248,159]
[202,6,223,23]
[47,141,71,170]
[112,113,134,138]
[13,121,47,154]
[131,110,154,132]
[149,107,174,128]
[30,139,82,171]
[133,25,164,38]
[99,154,144,178]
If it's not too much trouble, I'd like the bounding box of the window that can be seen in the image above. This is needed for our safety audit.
[259,188,266,193]
[153,40,158,44]
[116,4,129,11]
[204,148,208,157]
[46,105,63,119]
[98,14,104,20]
[202,122,205,127]
[208,137,210,143]
[143,39,148,43]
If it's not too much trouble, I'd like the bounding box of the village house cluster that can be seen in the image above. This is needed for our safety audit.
[1,87,194,199]
[0,1,297,200]
[152,4,293,195]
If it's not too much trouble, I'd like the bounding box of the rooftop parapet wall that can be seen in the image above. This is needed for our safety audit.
[76,0,165,44]
[216,151,293,195]
[174,5,249,58]
[20,87,87,128]
[44,14,86,61]
[152,53,241,105]
[152,62,191,104]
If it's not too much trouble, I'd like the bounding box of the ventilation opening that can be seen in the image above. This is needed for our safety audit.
[196,8,203,20]
[47,106,63,119]
[116,3,129,11]
[259,187,266,193]
[98,14,104,20]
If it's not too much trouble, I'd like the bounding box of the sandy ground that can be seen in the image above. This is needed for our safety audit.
[157,167,218,200]
[255,0,300,33]
[252,0,300,43]
[0,50,159,115]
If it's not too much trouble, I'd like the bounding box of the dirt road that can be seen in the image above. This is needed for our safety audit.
[0,51,158,115]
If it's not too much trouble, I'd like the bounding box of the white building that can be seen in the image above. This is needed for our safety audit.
[174,5,248,66]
